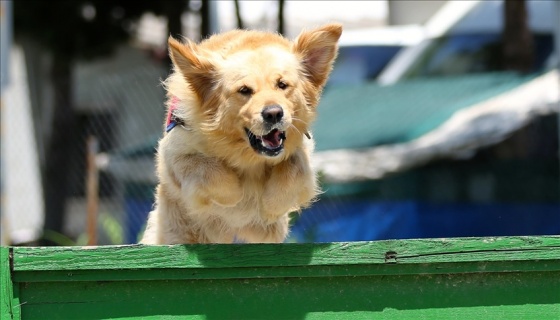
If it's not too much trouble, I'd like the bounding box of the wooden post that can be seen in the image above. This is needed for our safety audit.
[86,136,99,246]
[503,0,534,73]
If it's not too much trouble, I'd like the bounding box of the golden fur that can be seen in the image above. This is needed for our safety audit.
[141,24,342,244]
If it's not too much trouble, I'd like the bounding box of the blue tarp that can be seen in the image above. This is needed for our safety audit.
[290,200,560,242]
[125,198,559,243]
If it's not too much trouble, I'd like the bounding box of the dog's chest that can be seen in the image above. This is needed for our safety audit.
[208,175,268,227]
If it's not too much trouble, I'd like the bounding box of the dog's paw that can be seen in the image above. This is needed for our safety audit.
[261,204,295,225]
[209,169,243,207]
[237,215,290,243]
[185,182,243,209]
[210,187,243,207]
[261,153,316,219]
[180,159,244,208]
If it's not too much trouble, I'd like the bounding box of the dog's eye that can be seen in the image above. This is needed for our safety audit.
[277,80,289,90]
[238,86,253,96]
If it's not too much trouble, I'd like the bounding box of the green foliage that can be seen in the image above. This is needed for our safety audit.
[42,230,89,246]
[99,213,124,245]
[42,212,124,246]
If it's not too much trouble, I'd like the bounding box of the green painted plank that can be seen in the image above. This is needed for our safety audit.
[1,247,12,319]
[12,259,560,283]
[7,237,560,319]
[12,236,560,272]
[1,247,20,320]
[15,271,560,320]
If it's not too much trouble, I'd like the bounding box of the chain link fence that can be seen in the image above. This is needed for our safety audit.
[2,42,169,245]
[2,1,559,246]
[67,47,167,244]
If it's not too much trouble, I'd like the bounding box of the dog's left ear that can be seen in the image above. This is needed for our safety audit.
[293,23,342,89]
[168,36,216,100]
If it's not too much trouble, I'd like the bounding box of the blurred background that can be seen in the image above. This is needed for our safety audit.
[0,0,558,246]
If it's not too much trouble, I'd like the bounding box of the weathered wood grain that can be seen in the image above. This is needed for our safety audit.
[3,236,560,320]
[14,270,560,320]
[1,247,21,320]
[12,236,560,272]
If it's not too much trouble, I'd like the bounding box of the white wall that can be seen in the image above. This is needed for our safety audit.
[1,46,45,244]
[387,0,447,26]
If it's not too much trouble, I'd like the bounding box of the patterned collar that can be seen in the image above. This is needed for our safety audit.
[165,96,185,133]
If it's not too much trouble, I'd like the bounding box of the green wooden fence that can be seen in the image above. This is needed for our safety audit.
[2,236,560,319]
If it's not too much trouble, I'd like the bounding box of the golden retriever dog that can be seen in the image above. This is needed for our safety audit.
[141,23,342,244]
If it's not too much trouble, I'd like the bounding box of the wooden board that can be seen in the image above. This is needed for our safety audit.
[2,236,560,319]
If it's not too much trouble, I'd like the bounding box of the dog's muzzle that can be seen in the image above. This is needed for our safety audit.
[245,127,286,157]
[245,105,288,157]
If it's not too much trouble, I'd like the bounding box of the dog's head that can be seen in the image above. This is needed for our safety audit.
[166,24,342,167]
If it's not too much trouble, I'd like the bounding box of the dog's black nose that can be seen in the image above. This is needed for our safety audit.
[262,105,284,124]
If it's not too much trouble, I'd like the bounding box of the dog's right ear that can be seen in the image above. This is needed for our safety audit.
[293,23,342,90]
[168,36,216,100]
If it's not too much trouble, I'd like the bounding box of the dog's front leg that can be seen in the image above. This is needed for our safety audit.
[261,150,317,223]
[175,154,243,209]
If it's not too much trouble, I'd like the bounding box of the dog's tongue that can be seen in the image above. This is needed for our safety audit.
[262,129,284,148]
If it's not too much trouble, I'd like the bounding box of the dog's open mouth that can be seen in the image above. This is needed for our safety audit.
[245,128,286,157]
